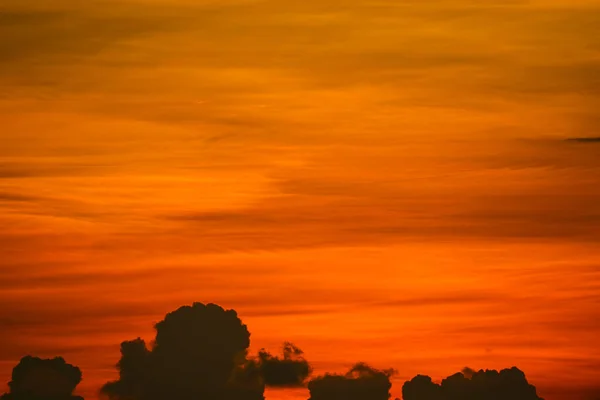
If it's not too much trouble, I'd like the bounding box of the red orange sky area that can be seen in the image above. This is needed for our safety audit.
[1,0,599,399]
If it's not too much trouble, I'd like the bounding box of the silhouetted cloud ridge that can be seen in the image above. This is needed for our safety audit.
[308,363,394,400]
[402,366,543,400]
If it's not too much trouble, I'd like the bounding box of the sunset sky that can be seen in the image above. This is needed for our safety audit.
[1,0,599,399]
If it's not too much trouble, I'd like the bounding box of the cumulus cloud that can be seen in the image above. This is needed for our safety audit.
[1,356,83,400]
[402,367,543,400]
[251,342,312,387]
[402,375,442,400]
[100,338,151,400]
[308,363,394,400]
[101,302,264,400]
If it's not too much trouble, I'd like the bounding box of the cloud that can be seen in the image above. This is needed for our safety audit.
[0,3,189,67]
[308,363,394,400]
[566,137,600,143]
[100,339,151,400]
[402,367,543,400]
[0,192,41,203]
[401,375,442,400]
[251,342,312,387]
[101,302,264,400]
[0,162,111,179]
[1,356,83,400]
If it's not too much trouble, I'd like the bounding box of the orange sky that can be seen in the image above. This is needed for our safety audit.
[1,0,599,399]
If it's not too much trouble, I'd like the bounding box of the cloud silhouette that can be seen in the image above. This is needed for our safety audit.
[402,375,443,400]
[402,367,543,400]
[101,338,151,400]
[251,342,312,387]
[308,363,394,400]
[1,356,83,400]
[101,302,264,400]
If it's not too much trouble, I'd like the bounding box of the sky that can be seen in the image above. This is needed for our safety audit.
[1,0,599,399]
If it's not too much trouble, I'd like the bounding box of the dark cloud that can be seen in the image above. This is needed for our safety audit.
[1,356,83,400]
[402,367,543,400]
[0,162,112,179]
[101,302,264,400]
[566,137,600,143]
[308,363,394,400]
[100,339,151,400]
[0,4,190,66]
[251,342,312,387]
[402,375,442,400]
[0,302,583,400]
[0,192,40,203]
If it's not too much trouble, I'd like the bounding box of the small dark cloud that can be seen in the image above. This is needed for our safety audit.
[251,342,312,387]
[566,137,600,143]
[1,356,83,400]
[308,363,394,400]
[402,366,543,400]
